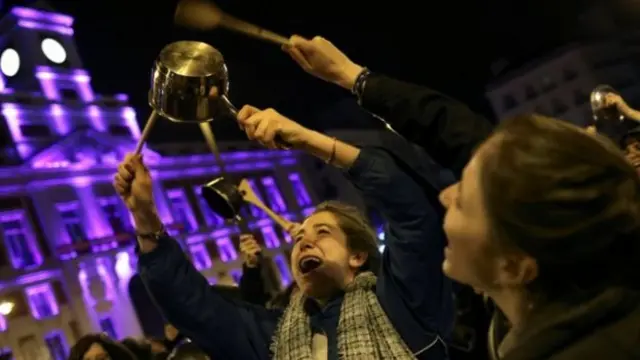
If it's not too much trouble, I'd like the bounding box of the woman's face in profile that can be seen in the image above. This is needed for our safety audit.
[83,343,110,360]
[439,142,537,293]
[439,150,498,291]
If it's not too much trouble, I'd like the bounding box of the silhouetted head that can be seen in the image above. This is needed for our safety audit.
[120,338,159,360]
[68,334,136,360]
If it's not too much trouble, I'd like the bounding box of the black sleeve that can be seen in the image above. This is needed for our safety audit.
[239,262,271,306]
[360,73,494,178]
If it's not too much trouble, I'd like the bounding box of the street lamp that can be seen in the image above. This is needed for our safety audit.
[0,301,14,316]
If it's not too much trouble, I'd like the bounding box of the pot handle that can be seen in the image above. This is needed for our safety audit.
[221,95,292,150]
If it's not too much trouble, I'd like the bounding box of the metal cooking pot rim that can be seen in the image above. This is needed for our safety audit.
[157,40,225,78]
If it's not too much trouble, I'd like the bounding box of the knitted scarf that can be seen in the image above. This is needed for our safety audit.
[271,272,416,359]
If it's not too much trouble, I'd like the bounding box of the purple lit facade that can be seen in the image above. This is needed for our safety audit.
[0,5,316,359]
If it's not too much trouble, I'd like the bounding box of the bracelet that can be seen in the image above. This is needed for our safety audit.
[135,226,167,241]
[325,137,337,164]
[351,67,371,101]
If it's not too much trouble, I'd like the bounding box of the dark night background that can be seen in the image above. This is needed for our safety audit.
[2,0,629,143]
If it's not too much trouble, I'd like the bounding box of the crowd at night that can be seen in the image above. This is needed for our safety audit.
[0,1,638,359]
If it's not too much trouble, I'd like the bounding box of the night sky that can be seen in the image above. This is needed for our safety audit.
[5,0,600,143]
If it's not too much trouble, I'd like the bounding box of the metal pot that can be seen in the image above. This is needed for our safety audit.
[201,176,245,220]
[146,41,246,220]
[149,40,232,123]
[590,84,630,146]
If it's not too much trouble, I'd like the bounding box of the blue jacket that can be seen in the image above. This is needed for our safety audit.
[138,147,454,360]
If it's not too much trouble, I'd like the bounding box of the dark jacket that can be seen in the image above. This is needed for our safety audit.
[137,147,454,360]
[358,73,640,359]
[239,263,272,307]
[499,288,640,360]
[360,72,493,179]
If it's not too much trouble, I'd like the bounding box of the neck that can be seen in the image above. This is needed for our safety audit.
[487,288,530,328]
[312,297,331,307]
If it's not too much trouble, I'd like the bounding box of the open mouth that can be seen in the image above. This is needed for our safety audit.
[298,255,322,274]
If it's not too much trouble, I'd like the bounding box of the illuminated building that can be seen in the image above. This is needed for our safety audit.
[0,4,316,359]
[486,41,640,125]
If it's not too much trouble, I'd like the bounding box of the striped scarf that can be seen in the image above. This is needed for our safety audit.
[271,272,415,359]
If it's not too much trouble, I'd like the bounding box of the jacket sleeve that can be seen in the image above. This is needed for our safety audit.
[137,237,280,360]
[360,73,494,178]
[239,263,272,307]
[345,147,455,344]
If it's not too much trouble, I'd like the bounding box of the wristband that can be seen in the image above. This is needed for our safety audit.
[351,67,371,101]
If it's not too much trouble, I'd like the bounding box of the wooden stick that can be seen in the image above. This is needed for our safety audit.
[175,0,289,46]
[238,179,292,230]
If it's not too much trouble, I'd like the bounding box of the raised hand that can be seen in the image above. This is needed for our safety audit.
[283,35,364,90]
[236,106,310,149]
[239,234,262,268]
[113,154,154,213]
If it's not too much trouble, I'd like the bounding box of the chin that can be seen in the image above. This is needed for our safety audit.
[300,272,338,298]
[442,258,465,284]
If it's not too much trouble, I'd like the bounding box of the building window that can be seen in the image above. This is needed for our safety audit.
[216,237,237,262]
[0,348,13,359]
[261,177,287,212]
[563,68,578,81]
[260,226,280,249]
[246,179,266,218]
[45,331,67,360]
[20,124,52,138]
[611,77,635,91]
[25,283,59,319]
[551,98,569,115]
[534,106,548,116]
[107,125,131,137]
[167,189,196,232]
[541,77,557,92]
[57,203,87,244]
[99,317,117,339]
[0,211,41,269]
[230,269,242,284]
[190,244,212,270]
[524,85,538,99]
[288,173,312,207]
[59,88,80,100]
[273,254,292,286]
[0,314,6,332]
[573,89,588,106]
[98,197,131,234]
[502,95,517,111]
[193,187,224,227]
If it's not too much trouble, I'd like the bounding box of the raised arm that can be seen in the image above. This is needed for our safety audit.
[283,35,494,178]
[239,234,272,306]
[236,107,455,347]
[114,154,278,360]
[356,73,493,178]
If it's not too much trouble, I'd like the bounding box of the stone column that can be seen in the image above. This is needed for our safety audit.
[72,184,113,240]
[109,251,143,338]
[150,175,174,225]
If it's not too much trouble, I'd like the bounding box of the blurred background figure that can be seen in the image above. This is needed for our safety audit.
[239,232,297,309]
[238,233,272,306]
[121,337,163,360]
[68,334,138,360]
